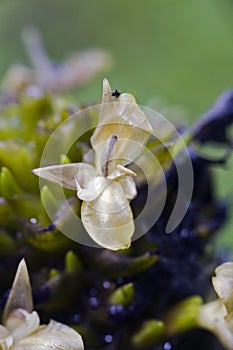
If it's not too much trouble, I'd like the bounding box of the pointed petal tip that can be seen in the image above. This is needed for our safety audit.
[18,258,27,271]
[103,78,111,94]
[3,258,33,324]
[31,168,40,176]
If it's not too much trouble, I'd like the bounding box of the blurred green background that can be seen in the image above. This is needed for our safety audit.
[0,0,232,247]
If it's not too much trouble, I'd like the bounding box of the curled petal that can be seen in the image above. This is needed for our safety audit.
[108,164,136,180]
[118,176,137,200]
[81,181,134,250]
[33,163,95,190]
[76,176,107,202]
[13,320,84,350]
[8,309,40,343]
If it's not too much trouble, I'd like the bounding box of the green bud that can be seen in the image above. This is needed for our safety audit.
[0,230,15,256]
[60,154,71,164]
[165,295,203,336]
[41,185,59,218]
[0,167,21,199]
[49,268,60,279]
[65,250,81,272]
[109,283,134,306]
[132,319,165,348]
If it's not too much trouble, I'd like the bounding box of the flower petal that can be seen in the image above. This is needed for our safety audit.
[81,181,134,250]
[118,176,137,200]
[76,176,108,202]
[0,325,13,349]
[13,320,84,350]
[212,262,233,314]
[33,163,95,190]
[3,260,33,325]
[91,79,153,169]
[198,299,233,350]
[108,164,136,180]
[8,309,40,343]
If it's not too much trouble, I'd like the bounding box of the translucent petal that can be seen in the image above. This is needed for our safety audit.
[213,262,233,313]
[33,163,95,190]
[0,325,13,349]
[3,260,33,325]
[81,181,134,250]
[13,320,84,350]
[76,176,107,202]
[8,310,40,343]
[118,176,137,200]
[91,79,153,168]
[198,300,233,350]
[108,164,136,180]
[102,77,113,104]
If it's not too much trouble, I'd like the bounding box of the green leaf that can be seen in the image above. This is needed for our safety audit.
[0,167,21,199]
[41,185,59,218]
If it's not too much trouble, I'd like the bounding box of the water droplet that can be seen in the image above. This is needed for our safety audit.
[181,229,188,238]
[104,334,113,343]
[109,304,123,315]
[103,281,111,289]
[89,297,98,308]
[73,314,81,323]
[164,342,172,350]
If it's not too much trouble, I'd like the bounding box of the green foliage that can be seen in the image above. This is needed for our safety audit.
[164,296,203,335]
[109,283,134,306]
[132,320,165,348]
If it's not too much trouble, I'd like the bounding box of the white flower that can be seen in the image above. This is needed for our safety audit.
[33,79,153,250]
[198,262,233,350]
[0,259,84,350]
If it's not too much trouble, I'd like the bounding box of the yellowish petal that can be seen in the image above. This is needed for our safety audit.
[118,176,137,200]
[33,163,95,190]
[3,260,33,325]
[81,181,134,250]
[0,325,13,349]
[108,164,136,180]
[91,79,153,168]
[102,77,113,103]
[7,309,40,343]
[213,262,233,314]
[198,299,233,350]
[76,176,107,202]
[13,320,84,350]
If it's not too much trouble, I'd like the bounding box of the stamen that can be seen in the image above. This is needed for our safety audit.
[101,135,118,177]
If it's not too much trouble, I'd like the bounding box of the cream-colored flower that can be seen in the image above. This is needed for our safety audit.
[0,259,84,350]
[33,79,153,250]
[198,262,233,350]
